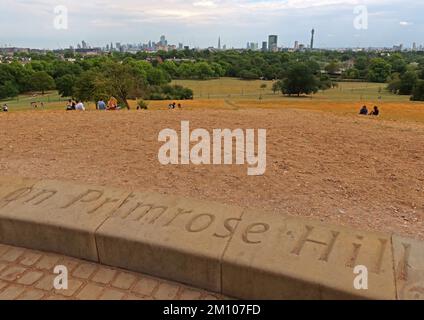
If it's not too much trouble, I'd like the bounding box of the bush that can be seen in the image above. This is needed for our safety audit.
[144,85,193,100]
[411,80,424,101]
[137,99,149,110]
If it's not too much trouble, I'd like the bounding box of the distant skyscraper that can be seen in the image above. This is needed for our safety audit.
[160,35,167,47]
[81,40,87,49]
[413,42,417,51]
[294,41,299,50]
[310,29,315,50]
[268,35,278,52]
[262,41,268,52]
[218,37,221,50]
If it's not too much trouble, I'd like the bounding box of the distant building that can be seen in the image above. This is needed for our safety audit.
[261,41,268,52]
[310,29,315,50]
[218,37,221,50]
[268,35,278,52]
[393,44,403,51]
[75,48,102,56]
[160,35,167,47]
[246,42,258,51]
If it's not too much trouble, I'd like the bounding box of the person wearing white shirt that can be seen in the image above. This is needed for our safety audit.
[75,101,85,111]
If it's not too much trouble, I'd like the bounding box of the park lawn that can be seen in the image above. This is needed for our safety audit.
[0,91,68,111]
[2,79,423,124]
[173,78,411,102]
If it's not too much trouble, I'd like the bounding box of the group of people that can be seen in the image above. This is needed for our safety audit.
[65,97,121,111]
[1,104,8,112]
[66,99,86,111]
[168,102,182,109]
[359,105,380,116]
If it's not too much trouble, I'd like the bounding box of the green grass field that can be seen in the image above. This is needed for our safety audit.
[172,78,411,102]
[0,91,68,111]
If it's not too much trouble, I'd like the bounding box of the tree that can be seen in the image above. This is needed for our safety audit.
[354,56,369,79]
[272,81,281,94]
[30,71,55,94]
[160,61,178,78]
[411,80,424,101]
[367,58,392,83]
[194,62,215,80]
[325,60,341,75]
[73,70,103,103]
[389,54,407,74]
[279,63,319,96]
[56,74,77,97]
[343,68,360,79]
[97,62,147,109]
[0,81,19,99]
[398,71,418,95]
[146,68,170,86]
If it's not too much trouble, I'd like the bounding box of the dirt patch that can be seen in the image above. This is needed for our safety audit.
[1,108,423,239]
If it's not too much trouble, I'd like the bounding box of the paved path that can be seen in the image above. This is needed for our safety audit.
[0,244,227,300]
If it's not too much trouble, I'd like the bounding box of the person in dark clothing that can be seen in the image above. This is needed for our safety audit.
[370,106,380,116]
[359,105,368,115]
[66,99,73,111]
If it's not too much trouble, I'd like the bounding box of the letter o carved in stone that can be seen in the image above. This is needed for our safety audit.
[186,213,215,233]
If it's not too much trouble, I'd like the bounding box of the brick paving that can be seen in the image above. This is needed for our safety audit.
[0,244,228,300]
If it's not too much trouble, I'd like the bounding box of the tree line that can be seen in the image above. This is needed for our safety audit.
[2,49,424,102]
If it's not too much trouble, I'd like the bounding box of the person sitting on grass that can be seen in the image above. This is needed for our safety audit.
[107,97,118,110]
[2,104,8,112]
[370,106,380,116]
[66,99,74,111]
[75,101,85,111]
[359,105,368,115]
[97,99,106,110]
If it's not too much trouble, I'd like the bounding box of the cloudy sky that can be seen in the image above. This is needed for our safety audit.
[0,0,422,49]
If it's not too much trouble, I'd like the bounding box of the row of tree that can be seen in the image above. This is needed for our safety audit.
[2,49,424,101]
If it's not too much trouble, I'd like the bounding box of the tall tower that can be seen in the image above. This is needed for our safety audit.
[310,29,315,50]
[218,37,221,50]
[268,35,278,52]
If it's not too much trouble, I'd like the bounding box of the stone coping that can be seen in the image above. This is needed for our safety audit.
[0,176,422,300]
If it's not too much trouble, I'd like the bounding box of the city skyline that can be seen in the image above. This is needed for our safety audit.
[0,0,423,49]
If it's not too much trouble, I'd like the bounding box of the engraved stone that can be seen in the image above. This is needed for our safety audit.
[222,209,396,300]
[96,191,244,292]
[392,235,424,300]
[0,179,129,261]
